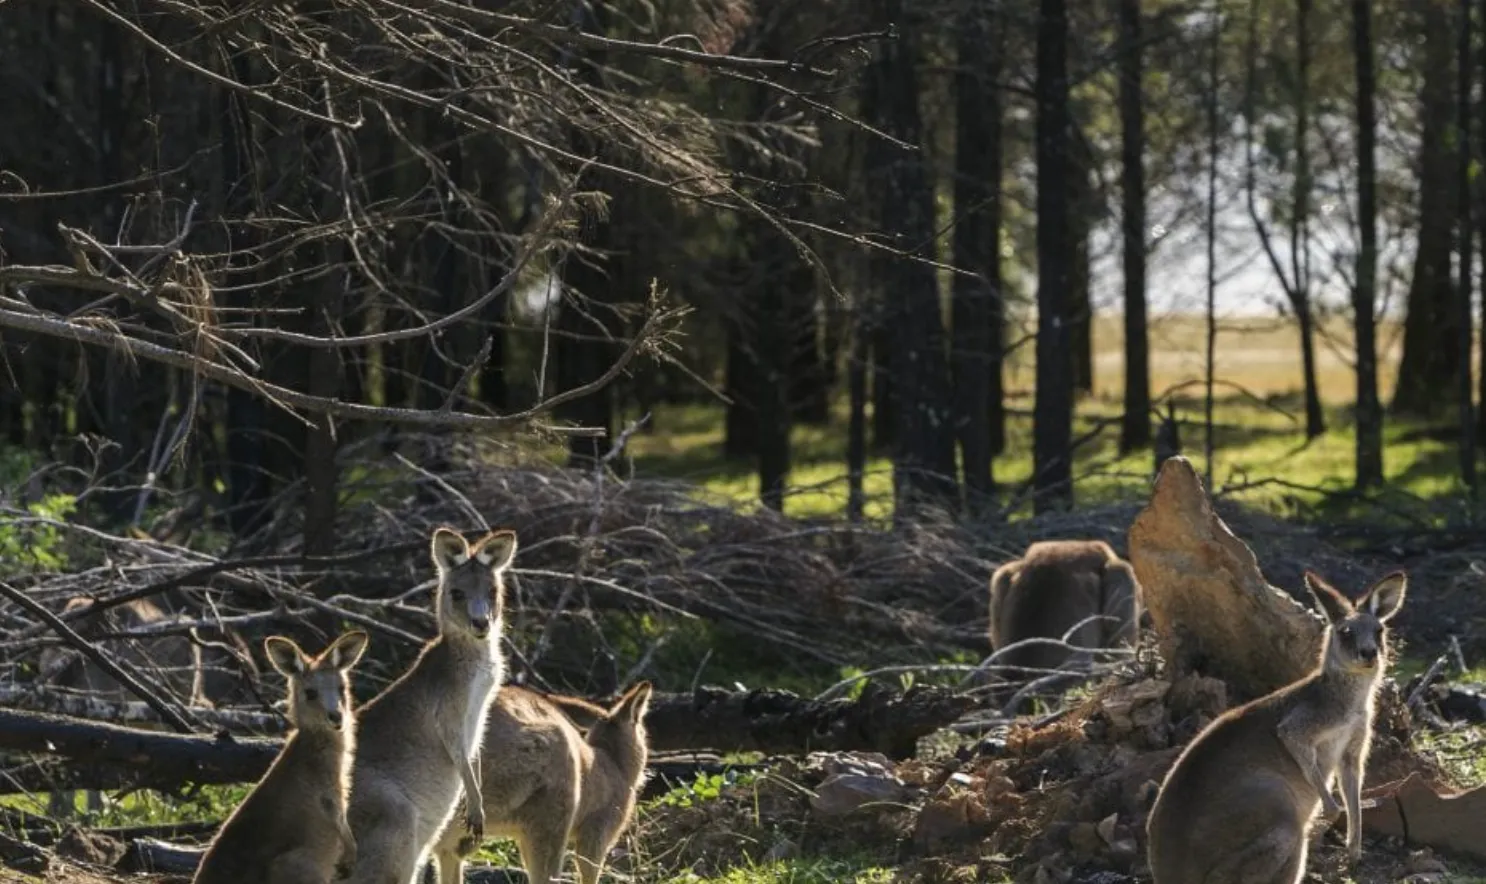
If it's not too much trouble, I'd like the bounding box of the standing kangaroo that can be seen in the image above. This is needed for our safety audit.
[192,630,369,884]
[343,527,516,884]
[427,681,653,884]
[987,540,1141,682]
[1146,570,1407,884]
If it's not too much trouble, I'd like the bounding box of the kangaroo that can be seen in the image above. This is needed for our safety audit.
[343,527,516,884]
[1145,570,1407,884]
[987,540,1141,685]
[192,630,369,884]
[428,681,653,884]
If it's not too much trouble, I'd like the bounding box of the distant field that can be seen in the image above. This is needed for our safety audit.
[1023,312,1406,404]
[624,312,1468,520]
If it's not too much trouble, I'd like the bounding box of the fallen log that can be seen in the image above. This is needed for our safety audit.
[0,685,283,733]
[0,683,969,795]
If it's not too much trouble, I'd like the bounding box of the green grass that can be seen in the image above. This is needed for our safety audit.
[622,393,1464,522]
[619,312,1475,522]
[662,858,899,884]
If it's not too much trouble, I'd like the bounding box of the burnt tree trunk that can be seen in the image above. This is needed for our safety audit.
[1033,0,1075,512]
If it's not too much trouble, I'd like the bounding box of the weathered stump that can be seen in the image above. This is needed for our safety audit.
[1127,456,1324,701]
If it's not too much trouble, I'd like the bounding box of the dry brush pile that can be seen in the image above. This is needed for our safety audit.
[1,446,1485,883]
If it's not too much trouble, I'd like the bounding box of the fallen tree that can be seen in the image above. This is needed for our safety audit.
[0,682,971,796]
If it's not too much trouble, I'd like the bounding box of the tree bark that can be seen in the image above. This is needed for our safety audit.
[0,685,974,794]
[865,0,959,518]
[1458,0,1478,489]
[1352,0,1384,488]
[952,0,1005,510]
[1034,0,1075,513]
[1395,0,1463,417]
[1118,0,1152,455]
[1293,0,1325,439]
[1069,121,1095,398]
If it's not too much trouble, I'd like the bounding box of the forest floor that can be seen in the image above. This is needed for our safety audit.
[5,315,1486,882]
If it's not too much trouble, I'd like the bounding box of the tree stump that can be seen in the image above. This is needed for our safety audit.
[1127,456,1324,702]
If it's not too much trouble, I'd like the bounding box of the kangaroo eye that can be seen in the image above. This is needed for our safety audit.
[451,590,466,601]
[305,688,320,702]
[1339,626,1353,639]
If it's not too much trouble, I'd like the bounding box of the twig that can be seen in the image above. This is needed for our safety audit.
[0,582,198,733]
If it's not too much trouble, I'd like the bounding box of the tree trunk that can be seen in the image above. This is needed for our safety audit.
[1034,0,1075,513]
[952,0,1005,510]
[1458,0,1477,489]
[1118,0,1152,455]
[870,311,895,453]
[1352,0,1384,488]
[1395,0,1463,417]
[1293,0,1326,439]
[1069,121,1095,398]
[864,0,959,518]
[1478,0,1486,440]
[847,314,868,522]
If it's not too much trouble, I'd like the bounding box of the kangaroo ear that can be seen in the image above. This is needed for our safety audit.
[472,530,518,572]
[1303,571,1353,624]
[615,681,653,723]
[327,630,370,671]
[1363,572,1407,622]
[430,527,469,572]
[264,636,307,677]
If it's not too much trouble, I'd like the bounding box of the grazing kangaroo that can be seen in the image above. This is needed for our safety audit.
[343,527,516,884]
[987,540,1142,685]
[427,681,654,884]
[38,596,242,818]
[1145,570,1407,884]
[192,630,369,884]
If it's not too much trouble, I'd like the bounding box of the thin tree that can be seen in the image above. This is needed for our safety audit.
[953,0,1005,510]
[1243,0,1325,439]
[1206,1,1222,484]
[1034,0,1075,512]
[1458,0,1477,489]
[1479,0,1486,438]
[1118,0,1151,455]
[1352,0,1384,488]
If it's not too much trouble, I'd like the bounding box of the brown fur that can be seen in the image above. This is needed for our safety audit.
[1146,570,1407,884]
[192,630,369,884]
[428,682,653,884]
[343,527,517,884]
[987,540,1142,679]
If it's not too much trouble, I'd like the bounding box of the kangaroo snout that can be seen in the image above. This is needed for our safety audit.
[469,616,490,635]
[327,709,344,729]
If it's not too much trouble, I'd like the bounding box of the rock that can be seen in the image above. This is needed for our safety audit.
[808,751,916,817]
[55,825,125,867]
[762,838,798,862]
[1127,456,1325,702]
[914,790,991,851]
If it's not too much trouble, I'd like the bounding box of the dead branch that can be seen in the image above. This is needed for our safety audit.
[0,583,199,733]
